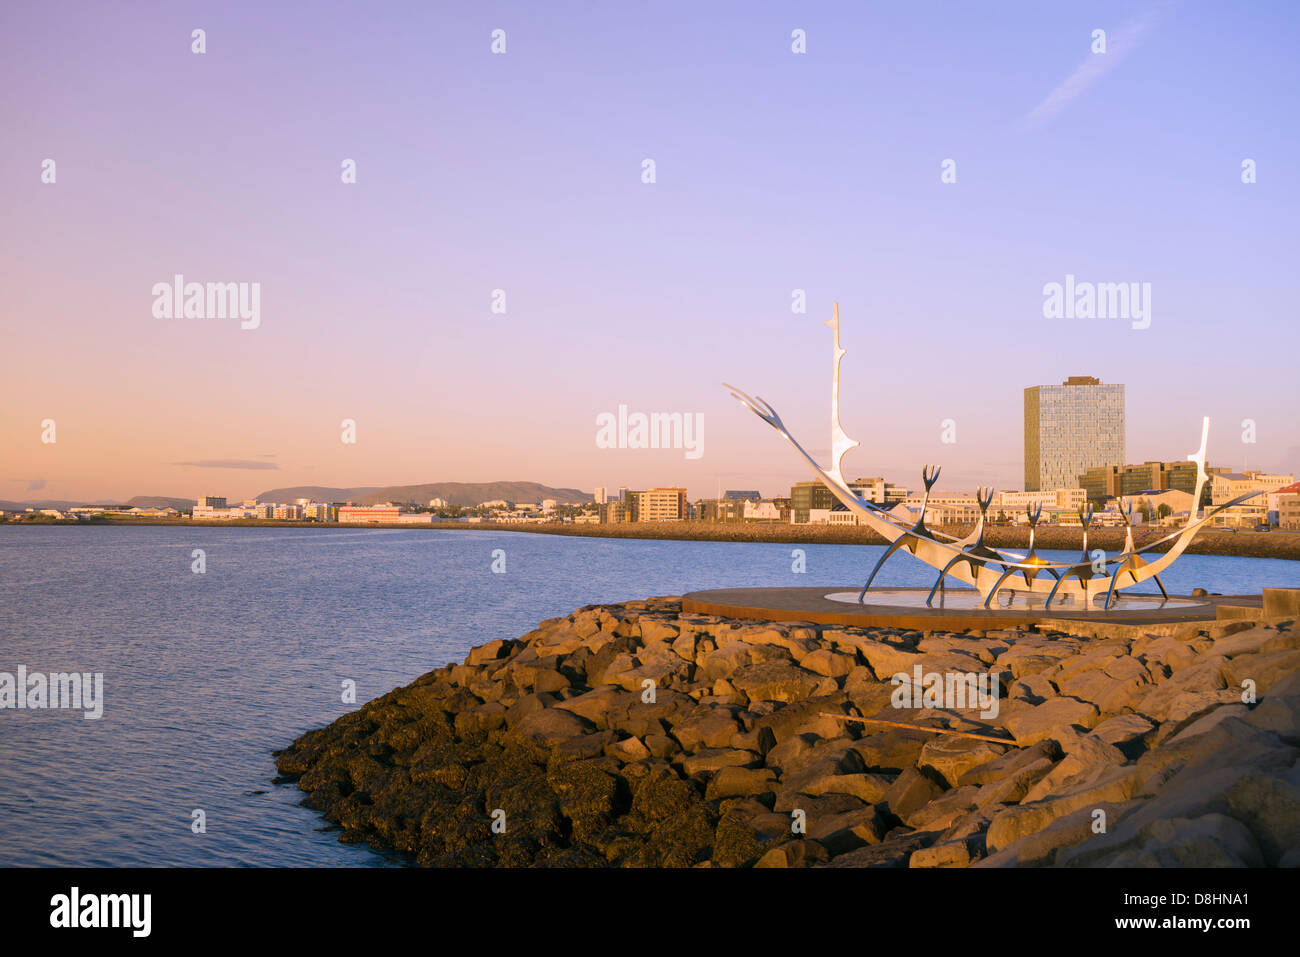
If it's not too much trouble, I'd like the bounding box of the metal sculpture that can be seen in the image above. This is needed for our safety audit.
[725,303,1270,610]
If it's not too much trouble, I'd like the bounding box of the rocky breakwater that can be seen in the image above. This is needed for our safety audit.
[275,598,1300,867]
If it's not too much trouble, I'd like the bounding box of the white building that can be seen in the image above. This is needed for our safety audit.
[999,488,1087,512]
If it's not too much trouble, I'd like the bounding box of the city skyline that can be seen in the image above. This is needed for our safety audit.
[4,2,1297,504]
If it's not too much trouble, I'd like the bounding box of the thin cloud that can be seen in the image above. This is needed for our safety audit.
[172,460,280,470]
[9,477,47,491]
[1026,5,1171,127]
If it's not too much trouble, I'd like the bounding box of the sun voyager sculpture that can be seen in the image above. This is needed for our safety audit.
[725,304,1267,612]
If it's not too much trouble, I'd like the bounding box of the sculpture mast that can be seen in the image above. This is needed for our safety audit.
[825,302,860,487]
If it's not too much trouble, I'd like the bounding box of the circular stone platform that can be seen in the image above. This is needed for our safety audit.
[681,586,1246,631]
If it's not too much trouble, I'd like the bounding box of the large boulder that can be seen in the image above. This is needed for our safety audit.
[1001,697,1100,746]
[731,661,830,704]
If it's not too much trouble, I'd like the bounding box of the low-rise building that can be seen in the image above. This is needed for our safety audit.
[743,499,782,521]
[600,501,629,524]
[630,488,686,522]
[999,488,1087,512]
[338,504,401,523]
[1210,471,1295,527]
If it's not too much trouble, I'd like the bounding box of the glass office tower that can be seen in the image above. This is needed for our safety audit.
[1024,376,1125,492]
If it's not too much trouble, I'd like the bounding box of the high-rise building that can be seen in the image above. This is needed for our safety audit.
[593,487,607,505]
[1024,376,1124,492]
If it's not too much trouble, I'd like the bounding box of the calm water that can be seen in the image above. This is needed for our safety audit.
[1,525,1296,867]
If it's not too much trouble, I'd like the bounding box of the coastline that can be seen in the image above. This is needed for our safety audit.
[10,516,1300,561]
[274,596,1300,867]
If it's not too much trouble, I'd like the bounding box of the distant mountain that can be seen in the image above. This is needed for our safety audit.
[126,495,198,510]
[1,496,192,511]
[0,499,94,511]
[254,481,593,507]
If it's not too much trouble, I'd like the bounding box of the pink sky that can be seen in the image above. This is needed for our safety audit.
[4,3,1297,504]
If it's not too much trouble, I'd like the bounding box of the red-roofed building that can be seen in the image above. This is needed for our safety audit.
[1272,480,1300,530]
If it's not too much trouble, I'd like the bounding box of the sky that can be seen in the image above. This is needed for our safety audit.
[2,1,1297,504]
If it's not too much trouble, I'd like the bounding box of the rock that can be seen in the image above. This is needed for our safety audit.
[1245,688,1300,739]
[802,648,857,678]
[755,840,831,868]
[918,737,1008,788]
[846,639,922,681]
[606,735,652,762]
[909,836,978,868]
[985,764,1143,853]
[762,733,817,774]
[619,689,694,737]
[853,728,932,773]
[905,785,980,831]
[1055,660,1151,714]
[643,732,681,759]
[977,801,1140,867]
[700,641,789,681]
[1008,673,1057,704]
[617,657,691,694]
[1021,733,1127,803]
[734,624,820,663]
[671,705,743,752]
[775,792,868,817]
[1002,697,1100,746]
[731,661,831,704]
[808,806,889,854]
[555,685,626,729]
[640,619,681,644]
[467,639,510,667]
[453,701,507,736]
[1212,626,1283,658]
[678,748,759,777]
[571,610,602,638]
[883,767,946,820]
[729,724,777,757]
[533,669,572,694]
[1224,649,1300,696]
[997,642,1079,679]
[776,751,866,802]
[278,597,1300,869]
[754,694,854,743]
[918,634,1009,665]
[1222,770,1300,865]
[706,766,779,801]
[826,830,936,867]
[516,706,592,746]
[975,756,1056,810]
[1091,713,1156,758]
[1067,813,1265,868]
[589,651,637,688]
[555,730,617,761]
